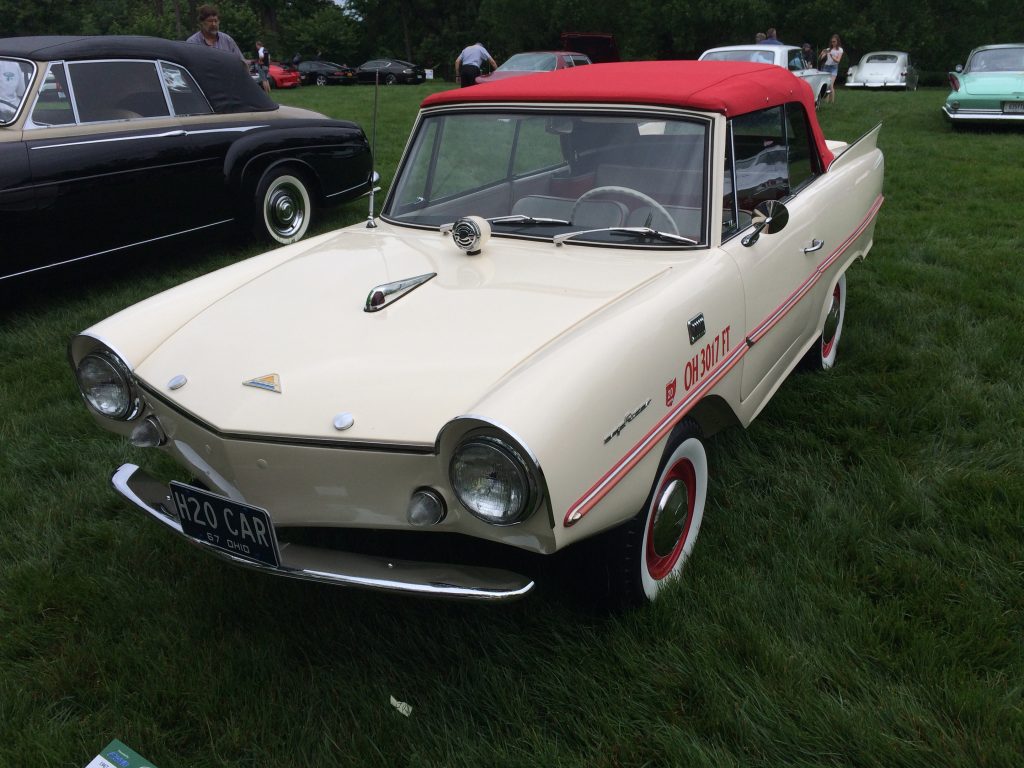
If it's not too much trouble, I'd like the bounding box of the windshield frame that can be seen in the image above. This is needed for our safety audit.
[381,103,714,250]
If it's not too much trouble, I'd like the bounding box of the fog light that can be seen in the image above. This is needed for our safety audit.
[950,101,960,111]
[407,488,446,526]
[130,416,166,447]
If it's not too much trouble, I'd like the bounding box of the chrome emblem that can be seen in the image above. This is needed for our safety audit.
[439,216,491,255]
[365,272,436,312]
[604,399,652,444]
[243,373,282,393]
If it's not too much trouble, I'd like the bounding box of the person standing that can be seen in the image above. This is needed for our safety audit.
[800,42,815,69]
[763,27,784,45]
[255,40,271,94]
[819,34,844,103]
[455,42,496,88]
[186,4,246,68]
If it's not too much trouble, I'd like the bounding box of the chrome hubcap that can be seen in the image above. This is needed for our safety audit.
[651,479,691,557]
[267,185,304,237]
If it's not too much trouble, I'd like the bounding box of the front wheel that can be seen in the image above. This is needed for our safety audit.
[384,73,397,85]
[803,272,846,370]
[316,74,327,86]
[598,419,708,608]
[254,168,313,245]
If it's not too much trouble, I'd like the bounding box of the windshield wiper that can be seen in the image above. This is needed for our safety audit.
[553,226,698,246]
[486,214,570,226]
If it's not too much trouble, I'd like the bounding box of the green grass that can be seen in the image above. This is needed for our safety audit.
[1,85,1022,767]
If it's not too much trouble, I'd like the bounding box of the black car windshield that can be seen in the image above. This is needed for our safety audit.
[385,111,709,248]
[0,58,35,125]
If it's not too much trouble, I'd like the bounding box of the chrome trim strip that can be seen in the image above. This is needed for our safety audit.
[30,129,188,149]
[325,178,373,200]
[0,219,233,282]
[564,193,885,526]
[942,106,1024,121]
[112,463,535,601]
[137,381,435,455]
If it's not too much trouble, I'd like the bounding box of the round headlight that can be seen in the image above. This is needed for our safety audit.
[76,352,137,420]
[450,437,533,525]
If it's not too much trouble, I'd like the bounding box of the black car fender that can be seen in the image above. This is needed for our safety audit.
[223,122,372,207]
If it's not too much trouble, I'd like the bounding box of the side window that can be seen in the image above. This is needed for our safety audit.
[67,60,170,122]
[788,50,804,70]
[159,62,212,116]
[784,103,819,190]
[29,63,76,126]
[729,106,788,212]
[723,103,821,235]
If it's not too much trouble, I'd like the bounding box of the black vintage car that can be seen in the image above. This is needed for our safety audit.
[296,60,356,86]
[0,36,373,282]
[355,58,425,85]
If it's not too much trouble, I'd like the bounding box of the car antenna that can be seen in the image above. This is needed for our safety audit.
[366,70,381,229]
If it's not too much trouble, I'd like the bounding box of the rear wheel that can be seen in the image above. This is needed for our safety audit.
[385,73,397,85]
[254,167,313,245]
[596,419,708,608]
[316,74,327,86]
[803,272,846,370]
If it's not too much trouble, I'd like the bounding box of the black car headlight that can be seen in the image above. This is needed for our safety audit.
[450,436,538,525]
[75,350,140,421]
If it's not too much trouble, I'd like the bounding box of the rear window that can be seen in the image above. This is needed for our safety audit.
[866,54,898,63]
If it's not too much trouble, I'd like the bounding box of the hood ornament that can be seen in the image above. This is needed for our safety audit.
[440,216,490,255]
[364,272,436,312]
[243,373,282,393]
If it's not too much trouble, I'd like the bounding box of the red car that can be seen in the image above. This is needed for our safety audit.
[248,60,301,89]
[476,51,591,84]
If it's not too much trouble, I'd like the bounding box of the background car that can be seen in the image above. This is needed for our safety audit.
[699,44,833,105]
[476,50,591,83]
[297,59,356,86]
[71,61,884,609]
[943,44,1024,125]
[355,58,425,84]
[846,51,919,89]
[0,35,373,282]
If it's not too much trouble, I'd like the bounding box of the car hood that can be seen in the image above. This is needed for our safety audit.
[962,72,1024,95]
[133,226,669,445]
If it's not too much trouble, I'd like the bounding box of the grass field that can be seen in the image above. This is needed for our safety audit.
[1,82,1022,767]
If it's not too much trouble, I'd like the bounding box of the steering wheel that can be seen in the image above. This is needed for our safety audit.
[572,186,680,235]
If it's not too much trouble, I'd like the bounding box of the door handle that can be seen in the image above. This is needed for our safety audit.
[802,239,824,254]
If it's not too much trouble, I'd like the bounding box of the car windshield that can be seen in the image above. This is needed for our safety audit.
[703,50,774,65]
[498,53,559,72]
[969,47,1024,72]
[385,110,709,248]
[0,58,36,125]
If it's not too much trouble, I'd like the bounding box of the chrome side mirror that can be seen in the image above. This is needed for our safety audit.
[955,64,963,73]
[741,200,790,247]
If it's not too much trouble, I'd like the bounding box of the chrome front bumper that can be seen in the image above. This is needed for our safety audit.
[112,463,535,601]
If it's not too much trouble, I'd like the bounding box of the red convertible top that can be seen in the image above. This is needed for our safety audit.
[423,60,834,168]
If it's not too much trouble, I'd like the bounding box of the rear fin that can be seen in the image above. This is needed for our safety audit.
[826,123,882,171]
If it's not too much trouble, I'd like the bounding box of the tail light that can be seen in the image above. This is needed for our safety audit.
[949,74,960,91]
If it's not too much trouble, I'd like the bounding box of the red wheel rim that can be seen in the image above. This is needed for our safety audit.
[821,283,842,358]
[645,459,697,580]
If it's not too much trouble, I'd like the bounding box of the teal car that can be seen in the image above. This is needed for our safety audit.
[943,44,1024,125]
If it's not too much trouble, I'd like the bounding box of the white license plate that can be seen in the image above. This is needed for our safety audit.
[169,482,280,567]
[1003,102,1024,113]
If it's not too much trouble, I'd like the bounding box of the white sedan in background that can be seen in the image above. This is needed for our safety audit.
[699,44,834,104]
[846,51,919,90]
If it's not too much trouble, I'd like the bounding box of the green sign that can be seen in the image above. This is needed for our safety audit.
[85,739,158,768]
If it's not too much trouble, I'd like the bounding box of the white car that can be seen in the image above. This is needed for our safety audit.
[699,44,834,105]
[71,61,884,607]
[846,51,919,90]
